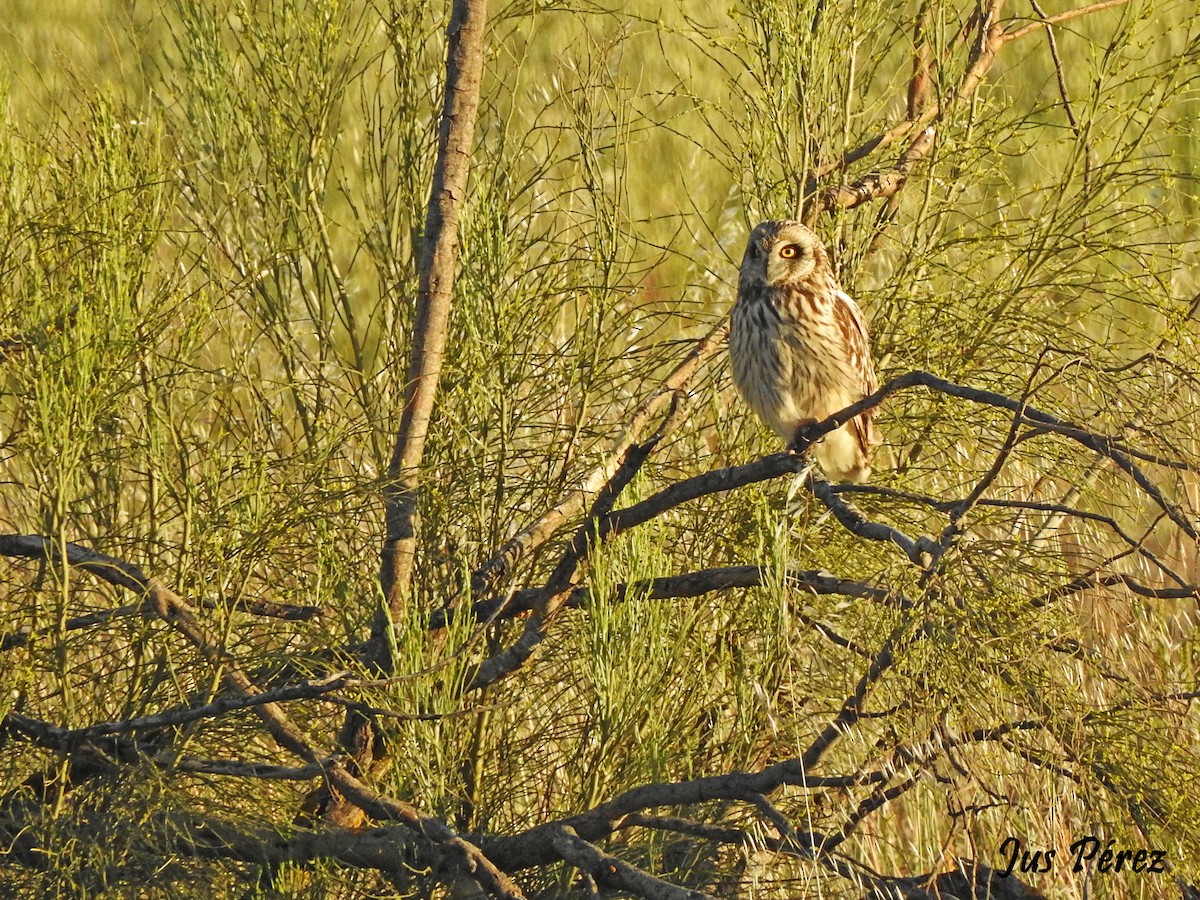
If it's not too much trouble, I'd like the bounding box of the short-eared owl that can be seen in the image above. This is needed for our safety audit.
[730,220,879,483]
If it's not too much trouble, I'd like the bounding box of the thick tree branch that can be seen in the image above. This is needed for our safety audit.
[458,364,1196,691]
[326,0,493,839]
[806,475,940,566]
[0,534,525,900]
[0,593,322,653]
[549,825,715,900]
[379,0,490,620]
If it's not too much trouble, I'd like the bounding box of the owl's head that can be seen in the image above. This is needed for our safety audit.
[739,220,829,288]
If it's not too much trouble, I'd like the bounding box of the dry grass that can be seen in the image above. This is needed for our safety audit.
[1,0,1199,897]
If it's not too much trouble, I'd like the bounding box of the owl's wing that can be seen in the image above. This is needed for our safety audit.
[833,290,879,453]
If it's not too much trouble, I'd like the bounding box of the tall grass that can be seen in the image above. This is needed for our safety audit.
[1,0,1199,896]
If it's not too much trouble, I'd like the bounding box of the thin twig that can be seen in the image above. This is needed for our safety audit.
[469,323,727,597]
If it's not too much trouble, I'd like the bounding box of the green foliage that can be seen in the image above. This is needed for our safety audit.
[2,0,1200,897]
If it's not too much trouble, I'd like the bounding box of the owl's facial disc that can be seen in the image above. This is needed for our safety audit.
[740,220,824,289]
[766,228,817,282]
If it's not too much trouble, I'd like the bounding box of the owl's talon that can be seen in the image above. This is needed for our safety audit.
[789,419,824,451]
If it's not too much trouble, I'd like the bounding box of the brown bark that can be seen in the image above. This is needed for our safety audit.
[325,0,491,832]
[380,0,489,626]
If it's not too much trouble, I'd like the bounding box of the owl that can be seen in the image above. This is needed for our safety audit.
[729,220,880,483]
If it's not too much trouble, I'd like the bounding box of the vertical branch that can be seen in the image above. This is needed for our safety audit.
[907,0,933,121]
[318,0,490,830]
[379,0,489,631]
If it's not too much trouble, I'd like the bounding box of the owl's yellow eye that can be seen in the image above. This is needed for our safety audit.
[779,244,802,259]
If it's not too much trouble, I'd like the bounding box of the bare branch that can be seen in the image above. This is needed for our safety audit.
[1002,0,1131,43]
[166,755,335,780]
[907,2,934,120]
[796,626,916,774]
[379,0,490,618]
[434,564,907,628]
[813,127,936,216]
[836,485,1172,552]
[10,672,354,741]
[618,814,754,847]
[320,0,498,844]
[549,825,715,900]
[0,602,142,652]
[0,592,322,653]
[469,324,727,598]
[820,0,1129,191]
[0,536,525,900]
[1034,573,1200,607]
[834,371,1199,541]
[805,475,939,566]
[817,0,1006,178]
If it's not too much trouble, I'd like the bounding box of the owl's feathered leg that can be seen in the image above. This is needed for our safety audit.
[790,418,871,483]
[787,418,821,454]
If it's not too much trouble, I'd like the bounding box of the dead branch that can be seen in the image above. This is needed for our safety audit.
[813,127,936,216]
[433,564,907,628]
[832,371,1199,541]
[812,0,1130,215]
[331,0,495,840]
[458,363,1195,692]
[907,1,934,120]
[1034,572,1200,607]
[469,323,727,598]
[549,825,715,900]
[0,535,525,900]
[806,474,940,566]
[1002,0,1131,43]
[166,755,334,780]
[4,671,354,741]
[0,592,322,653]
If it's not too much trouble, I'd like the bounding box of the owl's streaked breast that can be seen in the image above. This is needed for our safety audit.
[730,283,834,441]
[729,219,879,482]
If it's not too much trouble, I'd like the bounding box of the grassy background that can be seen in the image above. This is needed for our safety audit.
[2,0,1200,897]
